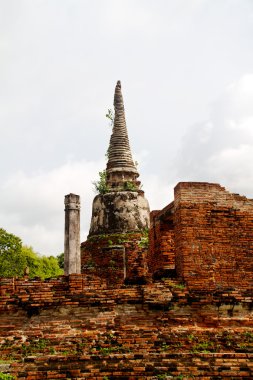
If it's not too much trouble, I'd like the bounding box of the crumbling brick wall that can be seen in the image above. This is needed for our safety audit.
[0,275,252,379]
[148,205,175,279]
[148,182,253,293]
[81,232,149,285]
[174,182,253,291]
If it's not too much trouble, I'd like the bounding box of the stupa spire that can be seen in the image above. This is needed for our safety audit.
[88,81,150,237]
[106,81,140,190]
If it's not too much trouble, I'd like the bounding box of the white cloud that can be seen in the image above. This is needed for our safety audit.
[1,2,253,254]
[0,154,172,254]
[102,0,155,34]
[142,174,174,211]
[176,74,253,197]
[0,159,104,255]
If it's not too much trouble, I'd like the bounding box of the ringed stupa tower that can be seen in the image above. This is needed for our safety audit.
[89,81,150,236]
[106,80,140,190]
[81,81,150,285]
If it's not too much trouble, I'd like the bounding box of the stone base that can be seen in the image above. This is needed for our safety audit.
[89,190,150,236]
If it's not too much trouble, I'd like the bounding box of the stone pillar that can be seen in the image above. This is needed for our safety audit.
[64,193,81,275]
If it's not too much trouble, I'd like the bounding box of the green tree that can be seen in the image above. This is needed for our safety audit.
[57,252,64,269]
[21,245,42,278]
[21,246,63,279]
[0,228,25,277]
[40,255,63,279]
[0,228,63,279]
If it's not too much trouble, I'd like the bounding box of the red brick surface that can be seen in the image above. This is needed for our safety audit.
[1,181,253,378]
[174,182,253,291]
[149,182,253,293]
[81,232,149,285]
[0,275,252,378]
[148,205,175,278]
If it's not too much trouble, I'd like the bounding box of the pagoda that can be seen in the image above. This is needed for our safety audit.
[89,81,150,236]
[106,80,140,190]
[81,81,150,285]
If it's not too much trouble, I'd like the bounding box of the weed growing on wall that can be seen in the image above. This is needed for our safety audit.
[105,108,114,127]
[123,181,138,191]
[93,170,110,194]
[0,374,15,380]
[138,229,149,248]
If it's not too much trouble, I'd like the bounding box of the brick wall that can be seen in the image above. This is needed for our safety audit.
[0,276,252,379]
[81,232,149,285]
[8,353,253,379]
[1,181,253,378]
[148,182,253,293]
[174,182,253,292]
[148,204,175,279]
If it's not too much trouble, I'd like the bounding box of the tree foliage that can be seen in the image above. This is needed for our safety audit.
[93,170,110,194]
[21,246,63,279]
[57,252,64,269]
[0,228,63,279]
[0,228,25,277]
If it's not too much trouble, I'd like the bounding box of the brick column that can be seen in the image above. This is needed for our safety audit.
[64,193,81,275]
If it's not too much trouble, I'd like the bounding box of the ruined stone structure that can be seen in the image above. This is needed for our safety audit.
[89,81,150,236]
[106,80,140,191]
[64,193,81,275]
[148,182,253,293]
[81,81,150,284]
[0,273,252,379]
[0,82,252,379]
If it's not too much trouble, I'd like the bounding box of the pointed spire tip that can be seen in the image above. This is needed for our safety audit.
[116,80,121,88]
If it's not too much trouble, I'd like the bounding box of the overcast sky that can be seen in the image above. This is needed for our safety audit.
[1,0,253,255]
